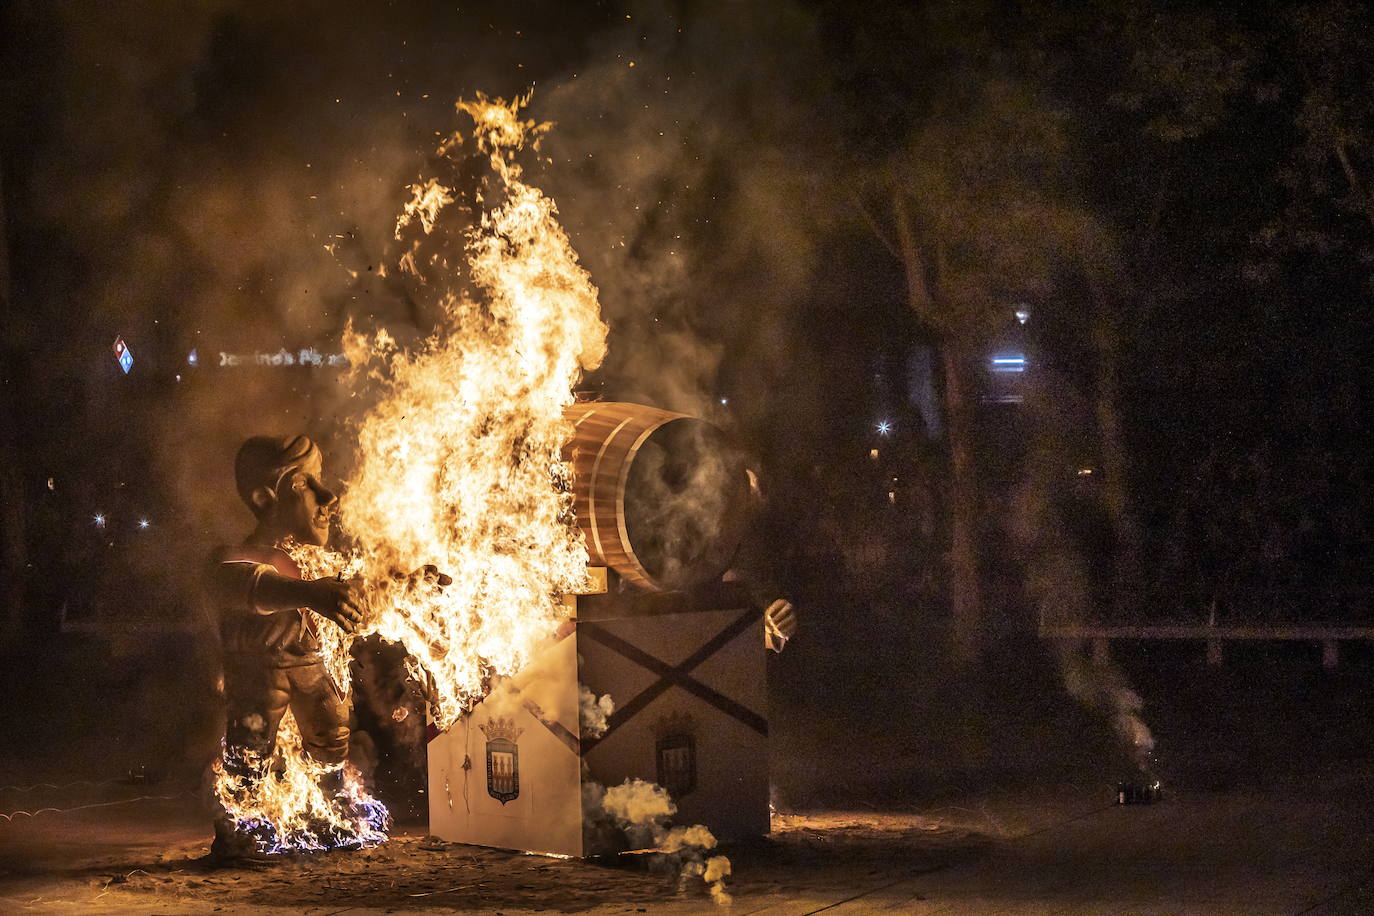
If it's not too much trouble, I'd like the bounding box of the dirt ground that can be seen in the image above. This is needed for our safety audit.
[5,639,1374,913]
[3,769,1373,915]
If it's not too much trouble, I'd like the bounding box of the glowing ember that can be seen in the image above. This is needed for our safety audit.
[214,92,607,852]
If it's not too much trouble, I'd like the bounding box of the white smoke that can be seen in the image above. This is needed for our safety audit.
[1057,628,1157,771]
[1011,377,1157,775]
[588,777,732,906]
[578,684,614,739]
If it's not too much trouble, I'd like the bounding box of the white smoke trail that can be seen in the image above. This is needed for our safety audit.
[588,778,732,906]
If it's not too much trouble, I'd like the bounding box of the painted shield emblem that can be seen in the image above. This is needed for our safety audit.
[655,733,697,798]
[480,717,523,805]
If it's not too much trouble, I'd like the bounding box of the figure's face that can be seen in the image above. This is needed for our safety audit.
[271,451,338,546]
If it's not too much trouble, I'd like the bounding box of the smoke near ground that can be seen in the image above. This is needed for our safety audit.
[1010,370,1157,775]
[586,777,733,906]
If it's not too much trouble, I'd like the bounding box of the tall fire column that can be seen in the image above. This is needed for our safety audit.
[427,402,769,856]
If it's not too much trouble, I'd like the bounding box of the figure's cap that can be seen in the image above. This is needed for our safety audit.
[234,435,321,511]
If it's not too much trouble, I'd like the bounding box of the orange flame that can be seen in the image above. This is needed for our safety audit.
[336,91,606,728]
[215,92,607,850]
[213,711,388,853]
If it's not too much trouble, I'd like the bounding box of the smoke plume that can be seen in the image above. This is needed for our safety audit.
[1011,373,1156,774]
[578,684,615,739]
[587,777,733,906]
[533,0,837,418]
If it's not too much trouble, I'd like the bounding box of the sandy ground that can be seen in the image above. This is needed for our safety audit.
[5,640,1374,913]
[3,770,1373,915]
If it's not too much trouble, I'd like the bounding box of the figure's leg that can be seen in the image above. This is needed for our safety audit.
[223,662,292,778]
[287,662,350,767]
[213,663,291,862]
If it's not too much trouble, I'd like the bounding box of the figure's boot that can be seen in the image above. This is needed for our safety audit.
[308,767,361,849]
[209,816,277,867]
[319,765,347,800]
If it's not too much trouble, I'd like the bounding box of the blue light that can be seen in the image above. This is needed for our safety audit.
[991,354,1026,373]
[876,420,893,436]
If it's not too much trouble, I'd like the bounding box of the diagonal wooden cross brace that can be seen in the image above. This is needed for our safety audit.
[577,608,766,755]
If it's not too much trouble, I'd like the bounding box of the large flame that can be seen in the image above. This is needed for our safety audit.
[337,91,607,727]
[215,92,608,851]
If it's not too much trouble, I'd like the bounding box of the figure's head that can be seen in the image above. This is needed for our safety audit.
[234,435,338,546]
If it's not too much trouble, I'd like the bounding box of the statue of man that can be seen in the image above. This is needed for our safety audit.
[208,435,363,864]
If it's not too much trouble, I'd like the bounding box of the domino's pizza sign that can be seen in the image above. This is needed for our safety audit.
[113,336,133,374]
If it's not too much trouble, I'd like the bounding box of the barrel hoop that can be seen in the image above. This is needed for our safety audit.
[568,403,601,431]
[564,406,597,504]
[588,414,637,568]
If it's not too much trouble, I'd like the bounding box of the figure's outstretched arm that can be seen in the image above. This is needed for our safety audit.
[211,560,363,634]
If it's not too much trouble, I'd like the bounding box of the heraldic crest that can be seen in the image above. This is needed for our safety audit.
[653,710,697,798]
[481,717,524,804]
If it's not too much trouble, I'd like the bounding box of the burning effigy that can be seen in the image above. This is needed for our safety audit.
[212,92,604,849]
[209,94,760,904]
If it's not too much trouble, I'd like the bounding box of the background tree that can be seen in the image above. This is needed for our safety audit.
[1261,0,1374,275]
[835,0,1118,658]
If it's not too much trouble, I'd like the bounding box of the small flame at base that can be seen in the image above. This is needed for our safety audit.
[213,711,389,854]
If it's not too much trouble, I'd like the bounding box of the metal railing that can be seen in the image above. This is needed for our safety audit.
[1038,587,1374,668]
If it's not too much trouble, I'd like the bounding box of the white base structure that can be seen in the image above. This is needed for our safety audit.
[427,575,769,856]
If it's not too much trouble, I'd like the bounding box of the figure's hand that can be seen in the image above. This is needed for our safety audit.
[304,577,365,634]
[764,598,797,652]
[412,564,453,588]
[388,565,454,591]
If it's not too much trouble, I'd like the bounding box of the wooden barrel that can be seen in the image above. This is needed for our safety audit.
[562,402,750,592]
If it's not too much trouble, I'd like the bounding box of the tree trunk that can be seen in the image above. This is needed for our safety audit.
[1086,275,1143,614]
[893,194,985,663]
[939,343,985,663]
[0,159,26,649]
